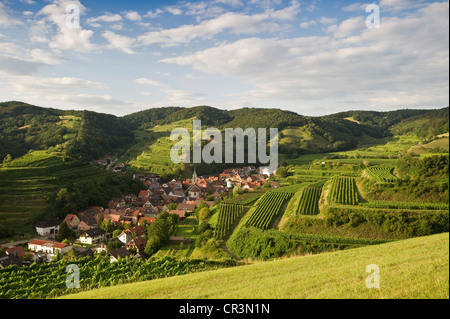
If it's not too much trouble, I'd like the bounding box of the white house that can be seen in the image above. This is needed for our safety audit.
[79,228,106,245]
[118,229,133,245]
[28,239,70,255]
[35,219,60,236]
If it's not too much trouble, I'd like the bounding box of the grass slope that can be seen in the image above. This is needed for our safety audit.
[63,232,449,299]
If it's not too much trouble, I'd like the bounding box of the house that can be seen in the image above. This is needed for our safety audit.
[126,237,147,252]
[94,243,108,254]
[176,203,196,213]
[63,214,80,229]
[194,200,214,208]
[78,228,106,245]
[35,219,60,237]
[138,217,156,226]
[109,247,131,263]
[138,190,150,198]
[169,190,185,198]
[167,210,187,219]
[118,229,133,244]
[269,181,280,188]
[28,239,70,255]
[0,255,22,269]
[5,246,26,259]
[117,226,145,244]
[77,208,101,229]
[77,219,97,231]
[188,184,202,199]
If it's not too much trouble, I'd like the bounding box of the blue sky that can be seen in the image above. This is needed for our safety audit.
[0,0,448,116]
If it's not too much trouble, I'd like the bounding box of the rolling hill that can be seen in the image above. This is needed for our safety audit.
[1,102,448,238]
[61,232,449,299]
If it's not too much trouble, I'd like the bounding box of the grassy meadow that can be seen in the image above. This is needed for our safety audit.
[62,232,449,299]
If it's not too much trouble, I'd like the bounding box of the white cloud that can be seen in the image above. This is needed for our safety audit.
[19,0,36,5]
[102,31,136,54]
[379,0,428,11]
[300,20,316,28]
[144,9,163,19]
[34,0,95,52]
[135,77,208,107]
[330,17,365,38]
[318,17,338,25]
[87,13,123,26]
[161,1,449,112]
[123,10,142,21]
[0,2,23,27]
[166,6,183,15]
[0,42,64,75]
[138,1,300,46]
[135,78,167,87]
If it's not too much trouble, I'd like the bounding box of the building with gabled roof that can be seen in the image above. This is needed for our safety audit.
[78,228,106,245]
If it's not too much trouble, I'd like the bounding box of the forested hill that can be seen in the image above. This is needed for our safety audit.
[326,107,449,139]
[0,101,133,161]
[122,105,448,155]
[1,101,448,163]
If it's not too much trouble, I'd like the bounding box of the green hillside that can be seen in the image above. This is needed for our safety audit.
[62,232,449,299]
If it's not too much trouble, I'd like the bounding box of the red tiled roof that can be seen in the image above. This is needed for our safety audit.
[28,239,68,249]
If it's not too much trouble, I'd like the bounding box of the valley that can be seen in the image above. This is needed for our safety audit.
[0,101,448,299]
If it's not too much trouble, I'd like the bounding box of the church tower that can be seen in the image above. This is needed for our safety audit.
[192,167,198,184]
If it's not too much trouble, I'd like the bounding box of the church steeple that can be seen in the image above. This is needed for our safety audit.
[192,167,198,184]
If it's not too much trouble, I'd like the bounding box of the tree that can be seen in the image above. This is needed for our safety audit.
[167,202,178,210]
[275,167,288,178]
[2,154,12,165]
[197,207,211,222]
[57,222,75,242]
[144,236,162,256]
[232,186,243,197]
[107,240,122,253]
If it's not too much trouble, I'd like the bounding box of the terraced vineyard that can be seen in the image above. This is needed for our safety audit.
[215,203,245,239]
[246,192,293,230]
[297,186,322,215]
[365,165,397,183]
[329,176,358,205]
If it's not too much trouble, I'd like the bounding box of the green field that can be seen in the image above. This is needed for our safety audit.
[62,233,449,299]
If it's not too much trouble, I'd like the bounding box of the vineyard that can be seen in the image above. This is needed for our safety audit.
[297,186,322,215]
[0,256,231,299]
[246,192,293,230]
[215,203,245,239]
[329,176,358,205]
[365,165,397,183]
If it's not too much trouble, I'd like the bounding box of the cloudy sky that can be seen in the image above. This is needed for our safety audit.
[0,0,448,116]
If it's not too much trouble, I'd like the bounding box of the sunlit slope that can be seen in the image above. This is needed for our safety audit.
[63,233,449,299]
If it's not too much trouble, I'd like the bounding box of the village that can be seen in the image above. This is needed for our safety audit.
[0,166,279,269]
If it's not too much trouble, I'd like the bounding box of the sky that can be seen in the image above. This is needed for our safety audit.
[0,0,448,117]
